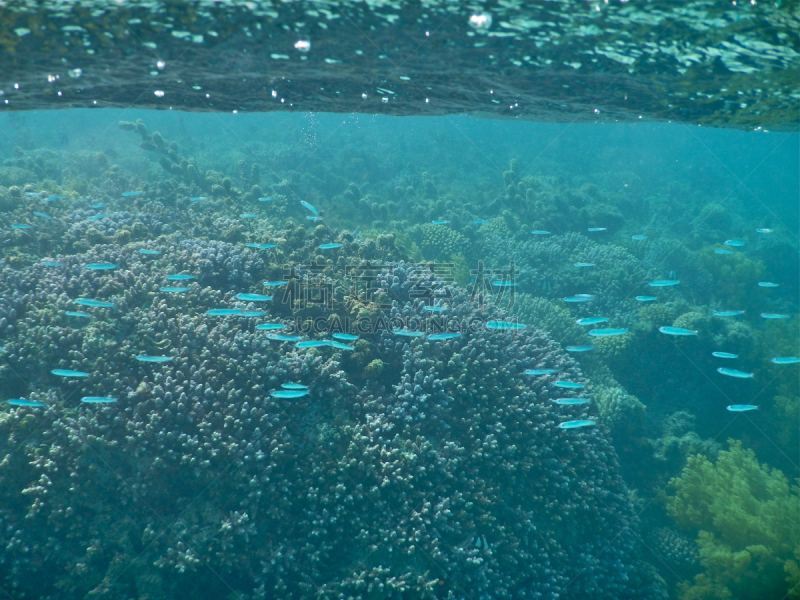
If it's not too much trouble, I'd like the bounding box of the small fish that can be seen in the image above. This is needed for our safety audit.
[235,293,272,302]
[757,282,779,288]
[318,243,343,250]
[724,240,744,247]
[715,249,734,255]
[240,214,258,219]
[492,281,517,287]
[205,309,242,316]
[256,323,287,331]
[41,195,65,203]
[328,341,356,350]
[525,369,557,376]
[648,280,679,287]
[282,383,308,390]
[135,355,173,363]
[659,326,697,336]
[245,243,278,249]
[473,219,487,224]
[558,419,596,429]
[712,352,738,359]
[756,228,773,234]
[563,296,592,303]
[332,333,359,341]
[300,200,318,215]
[588,328,627,337]
[574,263,595,268]
[139,249,161,255]
[51,369,89,378]
[431,220,450,225]
[266,334,303,341]
[190,197,207,202]
[531,230,551,235]
[772,357,800,365]
[65,311,92,318]
[85,263,117,270]
[306,216,323,221]
[237,311,266,317]
[33,211,52,219]
[11,224,31,229]
[565,346,594,352]
[393,329,425,337]
[75,298,113,307]
[259,196,274,202]
[631,235,648,240]
[635,296,657,302]
[576,317,608,326]
[428,333,462,340]
[296,341,330,349]
[717,367,753,378]
[42,261,63,267]
[712,310,744,317]
[587,227,606,232]
[85,214,107,221]
[92,203,109,209]
[423,306,447,312]
[485,321,525,330]
[166,274,194,280]
[25,192,44,197]
[122,191,143,197]
[760,313,789,319]
[263,281,287,287]
[553,381,584,389]
[160,287,190,293]
[727,404,757,412]
[271,390,309,399]
[554,398,591,405]
[80,396,117,403]
[6,399,46,407]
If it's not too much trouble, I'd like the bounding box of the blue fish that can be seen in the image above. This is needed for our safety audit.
[86,214,107,221]
[531,230,551,235]
[160,287,190,293]
[332,333,359,341]
[473,219,487,224]
[240,214,258,219]
[256,323,287,331]
[588,328,627,336]
[565,346,594,352]
[574,263,595,268]
[760,313,789,319]
[772,357,800,365]
[485,321,525,330]
[281,383,308,390]
[65,311,92,318]
[525,369,557,376]
[428,333,462,340]
[139,249,161,255]
[492,281,517,287]
[42,261,63,267]
[558,419,596,429]
[85,263,117,270]
[563,296,592,303]
[80,396,117,403]
[11,224,31,229]
[423,306,447,312]
[635,296,657,302]
[393,329,425,337]
[576,317,608,326]
[712,352,738,359]
[92,203,109,209]
[318,243,343,250]
[237,311,266,317]
[659,326,697,336]
[553,381,584,389]
[190,197,207,202]
[41,195,66,202]
[757,282,779,288]
[631,235,648,240]
[431,220,450,225]
[166,274,194,280]
[715,249,734,255]
[712,310,744,317]
[648,280,679,287]
[6,399,46,407]
[727,404,757,412]
[300,200,318,215]
[33,211,52,219]
[329,341,356,350]
[235,293,272,302]
[756,228,773,234]
[51,369,89,378]
[724,240,744,247]
[245,243,278,250]
[135,355,173,363]
[25,192,44,197]
[205,309,242,316]
[271,390,309,399]
[259,197,274,202]
[587,227,606,232]
[122,191,143,197]
[717,367,753,378]
[554,398,591,405]
[306,216,323,221]
[266,334,303,342]
[75,298,113,307]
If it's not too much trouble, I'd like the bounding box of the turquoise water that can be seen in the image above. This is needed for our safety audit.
[1,5,799,600]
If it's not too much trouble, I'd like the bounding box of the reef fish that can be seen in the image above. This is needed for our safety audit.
[300,200,318,215]
[588,328,627,336]
[296,340,330,349]
[727,405,757,412]
[235,293,272,302]
[166,274,194,280]
[42,195,66,202]
[712,352,738,359]
[271,390,309,399]
[246,243,278,249]
[33,211,52,219]
[122,190,143,197]
[238,311,266,317]
[190,197,207,202]
[565,346,594,352]
[553,381,584,389]
[256,323,287,331]
[42,261,63,267]
[423,306,447,312]
[587,227,606,232]
[263,281,287,286]
[332,333,359,341]
[771,357,800,365]
[306,216,323,221]
[240,214,258,219]
[631,235,648,240]
[259,197,274,202]
[576,317,608,325]
[714,249,734,255]
[724,240,744,247]
[659,326,697,336]
[717,367,753,378]
[86,214,107,221]
[756,228,773,234]
[160,287,190,293]
[81,396,117,403]
[92,203,109,209]
[139,249,161,255]
[205,309,242,316]
[25,192,44,197]
[525,369,557,376]
[648,280,679,287]
[329,341,356,350]
[558,419,596,429]
[554,398,591,405]
[65,311,92,318]
[757,282,779,288]
[318,243,343,250]
[266,334,303,342]
[473,219,487,224]
[85,263,117,270]
[282,383,308,390]
[760,313,789,319]
[6,399,46,407]
[712,310,744,317]
[485,321,525,330]
[574,263,595,268]
[531,230,551,235]
[428,333,462,340]
[11,224,31,229]
[135,355,173,363]
[635,296,657,302]
[563,296,592,303]
[75,298,113,307]
[431,220,450,225]
[393,329,425,337]
[51,369,89,378]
